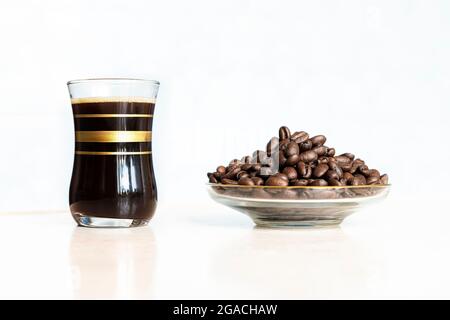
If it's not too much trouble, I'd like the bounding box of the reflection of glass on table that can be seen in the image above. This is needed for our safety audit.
[69,227,157,299]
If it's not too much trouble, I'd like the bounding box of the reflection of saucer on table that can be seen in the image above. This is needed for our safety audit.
[210,227,372,299]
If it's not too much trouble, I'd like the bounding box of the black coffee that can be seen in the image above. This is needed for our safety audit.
[70,98,157,221]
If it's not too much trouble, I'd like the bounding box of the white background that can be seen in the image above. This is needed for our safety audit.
[0,0,449,212]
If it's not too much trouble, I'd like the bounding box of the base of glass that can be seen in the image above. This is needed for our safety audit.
[73,213,150,228]
[252,217,343,228]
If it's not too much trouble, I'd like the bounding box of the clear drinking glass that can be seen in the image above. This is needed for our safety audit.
[67,78,159,227]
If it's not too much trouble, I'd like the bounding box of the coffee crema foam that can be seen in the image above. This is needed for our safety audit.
[71,97,156,104]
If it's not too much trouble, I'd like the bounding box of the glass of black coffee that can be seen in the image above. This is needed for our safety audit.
[67,78,159,227]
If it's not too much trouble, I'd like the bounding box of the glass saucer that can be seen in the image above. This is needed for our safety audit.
[207,183,390,228]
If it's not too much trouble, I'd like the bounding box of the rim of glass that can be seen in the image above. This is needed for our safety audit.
[67,78,160,86]
[206,183,391,189]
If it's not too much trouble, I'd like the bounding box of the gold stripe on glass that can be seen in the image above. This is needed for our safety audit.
[75,131,152,143]
[74,114,152,118]
[71,97,156,104]
[75,151,152,155]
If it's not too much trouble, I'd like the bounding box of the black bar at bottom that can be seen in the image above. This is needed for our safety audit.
[0,300,444,318]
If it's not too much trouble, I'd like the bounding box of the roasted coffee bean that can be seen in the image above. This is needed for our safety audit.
[297,161,307,176]
[279,139,290,151]
[327,148,335,157]
[236,171,249,180]
[352,174,367,185]
[266,137,279,156]
[328,160,338,171]
[222,178,238,185]
[279,153,287,167]
[340,162,352,172]
[222,169,235,179]
[299,150,318,163]
[291,179,308,186]
[274,173,289,182]
[266,175,289,186]
[336,152,355,161]
[282,166,298,180]
[303,165,313,178]
[358,165,369,176]
[310,135,326,147]
[309,179,328,186]
[251,163,262,171]
[251,177,264,186]
[325,170,339,180]
[209,126,389,188]
[285,154,300,166]
[291,131,309,143]
[317,156,329,164]
[366,176,380,185]
[299,140,313,152]
[217,166,226,175]
[328,178,342,186]
[285,141,300,156]
[367,169,380,178]
[335,166,343,178]
[312,146,327,156]
[353,160,366,173]
[349,161,361,174]
[343,172,354,182]
[335,155,351,165]
[238,177,255,186]
[340,153,355,161]
[224,166,241,179]
[279,126,291,140]
[350,177,364,186]
[313,164,329,178]
[208,173,218,183]
[226,163,240,172]
[328,158,343,179]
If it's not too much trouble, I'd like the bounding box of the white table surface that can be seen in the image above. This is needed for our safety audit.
[0,196,448,300]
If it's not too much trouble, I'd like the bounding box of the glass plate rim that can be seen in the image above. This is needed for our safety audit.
[206,182,391,189]
[67,78,160,86]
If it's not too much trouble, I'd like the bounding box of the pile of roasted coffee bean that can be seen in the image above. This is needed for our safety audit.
[207,126,388,187]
